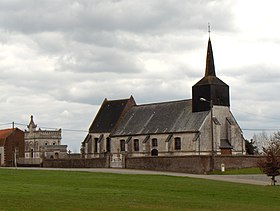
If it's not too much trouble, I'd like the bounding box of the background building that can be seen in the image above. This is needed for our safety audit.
[0,128,24,166]
[22,115,67,165]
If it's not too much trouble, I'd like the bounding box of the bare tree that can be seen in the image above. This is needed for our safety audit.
[253,131,269,153]
[257,133,280,185]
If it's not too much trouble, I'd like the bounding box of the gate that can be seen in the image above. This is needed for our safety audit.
[110,153,123,168]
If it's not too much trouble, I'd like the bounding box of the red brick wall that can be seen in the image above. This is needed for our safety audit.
[214,155,263,170]
[41,155,264,174]
[4,129,24,166]
[125,156,210,174]
[43,158,108,168]
[125,155,263,174]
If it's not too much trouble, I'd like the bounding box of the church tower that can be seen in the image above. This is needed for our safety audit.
[192,38,230,112]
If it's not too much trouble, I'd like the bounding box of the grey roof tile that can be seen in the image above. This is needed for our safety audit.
[111,99,209,136]
[89,97,135,133]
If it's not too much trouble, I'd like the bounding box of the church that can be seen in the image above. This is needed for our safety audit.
[82,38,245,168]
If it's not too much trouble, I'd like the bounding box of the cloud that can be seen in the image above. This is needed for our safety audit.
[2,0,275,151]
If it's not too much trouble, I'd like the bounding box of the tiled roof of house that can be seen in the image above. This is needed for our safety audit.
[0,128,14,146]
[89,96,136,133]
[111,99,209,136]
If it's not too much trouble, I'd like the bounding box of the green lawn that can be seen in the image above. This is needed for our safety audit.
[0,168,279,211]
[209,167,263,175]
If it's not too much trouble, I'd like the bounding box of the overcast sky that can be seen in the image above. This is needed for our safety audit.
[0,0,280,152]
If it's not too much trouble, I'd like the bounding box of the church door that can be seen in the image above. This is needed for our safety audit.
[151,149,158,156]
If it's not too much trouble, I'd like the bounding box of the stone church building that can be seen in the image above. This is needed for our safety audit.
[82,38,245,167]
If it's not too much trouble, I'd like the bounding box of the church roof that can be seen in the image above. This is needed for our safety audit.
[111,99,209,136]
[89,96,136,133]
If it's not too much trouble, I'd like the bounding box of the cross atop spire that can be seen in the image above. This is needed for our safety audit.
[208,22,211,38]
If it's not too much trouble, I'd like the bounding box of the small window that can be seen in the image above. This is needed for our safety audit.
[120,140,125,152]
[174,137,181,150]
[134,139,139,151]
[94,138,98,153]
[34,142,39,150]
[106,137,111,152]
[53,142,56,145]
[25,142,29,151]
[152,138,158,147]
[55,153,59,159]
[45,142,48,145]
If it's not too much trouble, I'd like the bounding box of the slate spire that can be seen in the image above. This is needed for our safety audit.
[192,37,230,113]
[205,38,216,77]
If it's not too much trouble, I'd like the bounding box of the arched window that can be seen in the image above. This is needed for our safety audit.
[174,137,181,150]
[120,140,125,152]
[134,139,139,151]
[25,142,29,151]
[45,142,48,145]
[151,149,158,156]
[34,142,39,150]
[106,137,111,152]
[152,138,158,147]
[94,138,98,153]
[55,153,59,159]
[53,142,56,145]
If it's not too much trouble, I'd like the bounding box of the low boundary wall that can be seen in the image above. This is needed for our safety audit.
[41,155,263,174]
[43,157,108,168]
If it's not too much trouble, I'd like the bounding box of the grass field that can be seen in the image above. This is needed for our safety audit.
[209,167,263,175]
[0,168,279,211]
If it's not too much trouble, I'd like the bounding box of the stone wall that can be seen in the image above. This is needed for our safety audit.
[125,155,263,174]
[125,155,210,174]
[41,155,264,174]
[43,158,108,168]
[214,155,263,170]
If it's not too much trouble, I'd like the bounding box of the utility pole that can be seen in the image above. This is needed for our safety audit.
[200,98,214,172]
[12,122,17,168]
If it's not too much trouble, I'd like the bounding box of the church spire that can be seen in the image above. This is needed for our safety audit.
[27,115,37,132]
[205,38,216,77]
[192,34,230,113]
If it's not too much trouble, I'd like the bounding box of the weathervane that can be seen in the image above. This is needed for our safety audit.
[208,22,211,38]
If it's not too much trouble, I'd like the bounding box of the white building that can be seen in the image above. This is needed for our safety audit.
[24,116,67,164]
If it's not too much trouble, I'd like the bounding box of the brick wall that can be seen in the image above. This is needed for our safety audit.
[43,158,108,168]
[125,156,210,174]
[41,155,264,174]
[4,129,25,167]
[125,155,263,174]
[214,155,263,170]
